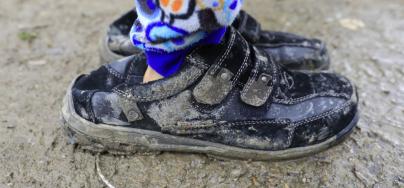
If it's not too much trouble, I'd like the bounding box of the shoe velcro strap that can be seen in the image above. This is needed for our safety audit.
[192,28,252,105]
[240,46,277,107]
[193,66,234,105]
[118,96,144,122]
[113,60,206,102]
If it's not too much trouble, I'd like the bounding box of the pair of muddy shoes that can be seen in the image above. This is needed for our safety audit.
[61,10,359,161]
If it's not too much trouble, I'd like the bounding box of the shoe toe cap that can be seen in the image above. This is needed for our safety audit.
[289,73,359,147]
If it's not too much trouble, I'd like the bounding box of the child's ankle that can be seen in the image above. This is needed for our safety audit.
[143,66,163,83]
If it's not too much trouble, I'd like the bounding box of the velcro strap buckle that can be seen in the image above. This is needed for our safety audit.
[241,47,274,107]
[241,73,273,107]
[118,96,144,122]
[193,67,234,105]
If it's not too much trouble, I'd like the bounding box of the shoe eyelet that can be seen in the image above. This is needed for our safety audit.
[241,73,273,107]
[259,74,272,84]
[127,110,139,120]
[261,75,273,83]
[221,72,231,81]
[118,97,144,122]
[193,67,234,105]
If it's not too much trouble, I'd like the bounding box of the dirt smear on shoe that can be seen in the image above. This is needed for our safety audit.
[0,0,404,187]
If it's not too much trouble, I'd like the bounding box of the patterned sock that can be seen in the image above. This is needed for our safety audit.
[130,0,243,77]
[145,27,226,77]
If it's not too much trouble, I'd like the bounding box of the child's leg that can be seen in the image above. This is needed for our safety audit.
[130,0,243,82]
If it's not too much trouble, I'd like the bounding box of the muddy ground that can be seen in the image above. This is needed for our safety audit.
[0,0,403,187]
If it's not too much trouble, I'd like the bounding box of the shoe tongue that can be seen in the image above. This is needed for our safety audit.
[106,55,147,85]
[126,56,148,84]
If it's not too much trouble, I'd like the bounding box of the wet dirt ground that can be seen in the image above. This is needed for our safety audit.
[1,0,404,187]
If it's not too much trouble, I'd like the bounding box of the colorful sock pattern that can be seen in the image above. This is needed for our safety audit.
[130,0,243,53]
[145,27,226,77]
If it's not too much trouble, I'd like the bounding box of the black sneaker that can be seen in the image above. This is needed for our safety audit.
[101,10,330,71]
[63,28,358,161]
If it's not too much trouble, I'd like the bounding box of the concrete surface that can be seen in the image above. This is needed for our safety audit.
[0,0,403,187]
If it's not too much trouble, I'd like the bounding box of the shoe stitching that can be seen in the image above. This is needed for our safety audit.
[105,65,126,80]
[165,119,290,132]
[273,92,350,104]
[170,86,354,132]
[211,28,236,73]
[232,37,251,86]
[292,99,355,128]
[113,68,204,101]
[85,90,98,123]
[214,89,241,115]
[240,50,261,98]
[256,43,322,50]
[241,45,278,103]
[166,99,354,139]
[239,45,279,101]
[273,75,353,104]
[124,59,136,84]
[187,56,209,70]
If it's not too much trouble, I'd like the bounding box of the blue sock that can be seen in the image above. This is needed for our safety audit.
[145,27,227,77]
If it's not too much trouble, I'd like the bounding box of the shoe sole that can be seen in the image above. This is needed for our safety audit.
[60,77,359,161]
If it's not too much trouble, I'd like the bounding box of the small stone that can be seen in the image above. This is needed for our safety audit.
[382,90,390,95]
[230,168,245,178]
[393,176,404,186]
[6,125,16,129]
[339,18,365,31]
[27,60,47,66]
[251,176,260,186]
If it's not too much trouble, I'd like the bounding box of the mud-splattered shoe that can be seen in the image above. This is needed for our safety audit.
[63,28,358,161]
[100,10,330,70]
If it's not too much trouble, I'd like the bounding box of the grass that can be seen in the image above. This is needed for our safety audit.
[18,31,37,43]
